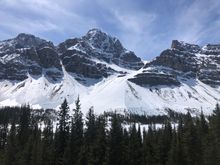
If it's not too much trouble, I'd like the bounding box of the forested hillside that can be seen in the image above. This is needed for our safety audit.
[0,99,220,165]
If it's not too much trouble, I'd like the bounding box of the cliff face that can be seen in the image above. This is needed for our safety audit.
[0,29,143,81]
[0,32,220,115]
[129,40,220,87]
[0,33,62,81]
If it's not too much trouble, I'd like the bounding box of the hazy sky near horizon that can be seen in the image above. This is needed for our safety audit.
[1,0,220,60]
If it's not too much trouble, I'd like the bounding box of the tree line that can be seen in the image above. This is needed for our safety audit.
[0,98,220,165]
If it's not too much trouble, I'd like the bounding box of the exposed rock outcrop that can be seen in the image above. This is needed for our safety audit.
[130,40,220,87]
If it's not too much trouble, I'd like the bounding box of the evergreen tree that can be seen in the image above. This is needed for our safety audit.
[195,111,208,165]
[182,112,198,165]
[128,124,143,165]
[121,128,129,165]
[108,113,124,165]
[158,121,172,165]
[143,124,159,165]
[18,105,31,147]
[30,125,42,165]
[85,107,96,144]
[41,120,55,165]
[4,120,17,165]
[93,115,108,165]
[207,104,220,164]
[55,99,70,164]
[167,129,178,165]
[1,103,220,165]
[64,96,84,165]
[175,117,185,165]
[84,107,97,164]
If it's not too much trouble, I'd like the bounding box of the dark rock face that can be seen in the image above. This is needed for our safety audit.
[201,44,220,55]
[128,72,180,86]
[145,49,199,73]
[15,33,54,49]
[37,47,61,69]
[61,52,112,79]
[58,29,144,74]
[1,31,220,89]
[131,40,220,87]
[0,34,62,81]
[0,29,143,81]
[171,40,200,53]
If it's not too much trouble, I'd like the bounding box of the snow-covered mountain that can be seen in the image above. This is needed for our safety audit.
[0,29,220,115]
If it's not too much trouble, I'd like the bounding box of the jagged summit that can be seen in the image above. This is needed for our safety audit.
[170,40,220,55]
[131,39,220,87]
[57,29,144,76]
[85,28,115,39]
[83,28,124,52]
[0,33,54,51]
[85,28,119,43]
[86,28,107,37]
[0,29,143,81]
[0,33,61,81]
[1,30,220,115]
[16,33,54,49]
[171,40,200,53]
[16,33,36,39]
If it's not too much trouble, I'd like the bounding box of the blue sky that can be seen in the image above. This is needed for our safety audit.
[0,0,220,60]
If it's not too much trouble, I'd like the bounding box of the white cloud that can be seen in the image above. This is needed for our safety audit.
[113,11,156,33]
[0,0,98,38]
[174,0,220,44]
[0,10,59,33]
[1,0,220,60]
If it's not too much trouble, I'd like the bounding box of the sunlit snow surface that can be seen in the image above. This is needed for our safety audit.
[0,64,219,115]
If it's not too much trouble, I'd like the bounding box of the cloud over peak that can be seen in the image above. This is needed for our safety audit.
[0,0,220,60]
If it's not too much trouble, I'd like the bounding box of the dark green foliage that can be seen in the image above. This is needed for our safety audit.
[41,120,54,165]
[18,105,31,146]
[4,120,16,165]
[0,102,220,165]
[128,125,143,165]
[55,98,70,164]
[108,113,124,165]
[63,96,84,165]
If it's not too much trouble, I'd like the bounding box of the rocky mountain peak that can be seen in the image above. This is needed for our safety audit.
[201,44,220,55]
[58,29,144,74]
[171,40,200,53]
[131,39,220,88]
[1,33,220,113]
[16,33,36,40]
[85,28,113,40]
[83,28,124,51]
[84,28,107,42]
[0,34,61,81]
[0,29,144,82]
[86,28,105,37]
[15,33,54,49]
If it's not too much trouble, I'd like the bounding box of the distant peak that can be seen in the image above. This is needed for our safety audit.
[14,33,54,49]
[171,40,186,49]
[85,28,109,39]
[87,28,104,35]
[16,33,36,40]
[171,40,200,52]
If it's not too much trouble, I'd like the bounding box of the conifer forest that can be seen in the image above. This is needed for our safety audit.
[0,98,220,165]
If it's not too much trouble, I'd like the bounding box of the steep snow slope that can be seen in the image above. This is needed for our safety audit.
[0,64,219,115]
[81,75,220,115]
[1,32,220,115]
[0,69,88,109]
